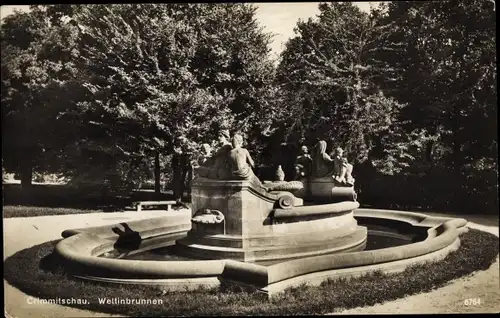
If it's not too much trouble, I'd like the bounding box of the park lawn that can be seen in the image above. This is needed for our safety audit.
[2,205,109,218]
[3,229,499,316]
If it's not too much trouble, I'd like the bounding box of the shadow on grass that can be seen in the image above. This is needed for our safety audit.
[2,183,192,218]
[39,250,66,275]
[3,229,499,316]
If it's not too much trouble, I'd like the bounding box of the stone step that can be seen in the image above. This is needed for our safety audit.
[175,227,367,263]
[180,227,365,253]
[252,228,367,262]
[256,241,367,266]
[184,223,359,249]
[176,241,244,260]
[185,233,244,248]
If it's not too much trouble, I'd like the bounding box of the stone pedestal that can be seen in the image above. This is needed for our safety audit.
[176,178,366,264]
[296,177,357,203]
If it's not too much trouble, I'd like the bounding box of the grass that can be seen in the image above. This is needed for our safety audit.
[2,203,190,218]
[2,205,107,218]
[2,183,188,218]
[2,183,184,218]
[4,228,499,316]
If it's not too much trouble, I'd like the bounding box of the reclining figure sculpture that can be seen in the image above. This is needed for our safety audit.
[192,130,233,180]
[193,131,303,195]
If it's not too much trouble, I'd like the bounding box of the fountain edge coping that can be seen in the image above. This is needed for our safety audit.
[54,209,468,294]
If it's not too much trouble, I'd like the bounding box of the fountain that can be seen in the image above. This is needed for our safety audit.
[55,134,468,297]
[176,136,365,264]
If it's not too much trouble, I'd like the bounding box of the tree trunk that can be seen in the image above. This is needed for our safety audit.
[425,123,438,163]
[425,141,434,163]
[451,105,462,172]
[20,157,33,189]
[172,154,182,201]
[154,151,161,195]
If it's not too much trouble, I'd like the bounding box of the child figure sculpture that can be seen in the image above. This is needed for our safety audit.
[192,130,231,180]
[295,145,313,178]
[228,133,261,186]
[333,147,355,186]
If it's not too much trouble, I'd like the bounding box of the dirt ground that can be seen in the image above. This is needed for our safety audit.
[3,210,499,317]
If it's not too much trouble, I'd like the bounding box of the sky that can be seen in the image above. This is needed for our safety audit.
[0,3,380,56]
[255,2,380,57]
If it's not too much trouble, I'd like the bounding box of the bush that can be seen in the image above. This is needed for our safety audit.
[32,172,67,184]
[357,167,498,214]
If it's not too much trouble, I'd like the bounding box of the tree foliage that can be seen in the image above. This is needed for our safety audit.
[276,2,406,166]
[379,0,497,172]
[2,1,496,211]
[2,4,278,189]
[1,8,82,186]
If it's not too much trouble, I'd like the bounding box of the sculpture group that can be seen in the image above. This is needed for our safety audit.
[191,130,355,190]
[295,141,355,187]
[192,130,261,187]
[179,130,360,263]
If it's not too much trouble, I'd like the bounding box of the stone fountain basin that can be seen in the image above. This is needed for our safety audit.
[55,209,467,297]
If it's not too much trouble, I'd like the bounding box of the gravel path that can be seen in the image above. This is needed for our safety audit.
[3,210,498,317]
[333,213,500,315]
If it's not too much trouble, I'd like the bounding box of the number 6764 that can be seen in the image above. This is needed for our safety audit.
[464,298,481,306]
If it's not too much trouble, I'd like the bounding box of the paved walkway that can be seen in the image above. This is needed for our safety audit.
[4,209,189,318]
[3,210,499,317]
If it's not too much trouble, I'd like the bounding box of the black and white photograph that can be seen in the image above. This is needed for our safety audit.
[2,1,498,316]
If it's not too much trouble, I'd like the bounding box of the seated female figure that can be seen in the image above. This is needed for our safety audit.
[311,140,335,178]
